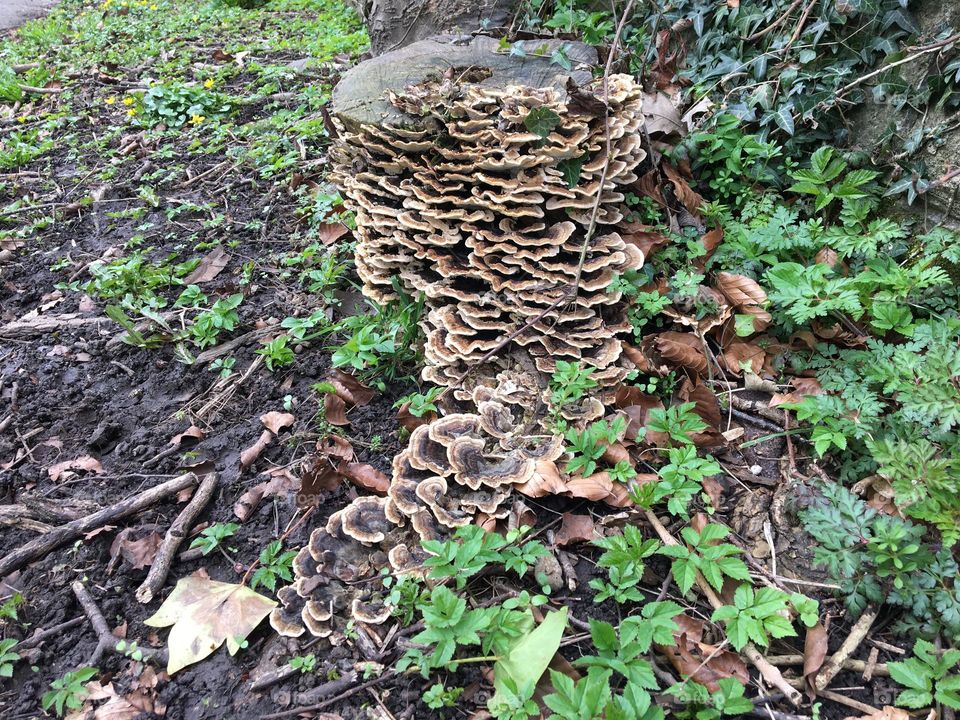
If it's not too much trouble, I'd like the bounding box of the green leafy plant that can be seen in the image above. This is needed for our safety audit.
[115,639,144,662]
[288,653,317,674]
[564,416,626,477]
[710,585,803,651]
[136,80,229,128]
[250,540,297,592]
[549,361,598,415]
[590,526,660,604]
[42,667,99,716]
[422,525,547,589]
[787,147,878,213]
[888,638,960,710]
[189,522,239,556]
[646,402,707,445]
[423,682,464,710]
[666,678,753,720]
[394,386,443,418]
[0,638,20,678]
[256,335,296,371]
[658,524,751,598]
[189,293,244,349]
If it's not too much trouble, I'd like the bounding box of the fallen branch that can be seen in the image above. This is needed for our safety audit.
[16,617,85,650]
[0,314,110,339]
[644,510,802,706]
[72,581,167,667]
[0,473,198,580]
[136,471,219,604]
[259,670,396,719]
[814,606,878,691]
[766,654,888,677]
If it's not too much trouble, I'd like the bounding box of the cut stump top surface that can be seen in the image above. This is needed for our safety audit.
[332,35,598,131]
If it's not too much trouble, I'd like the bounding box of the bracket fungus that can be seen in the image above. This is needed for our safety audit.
[271,35,653,640]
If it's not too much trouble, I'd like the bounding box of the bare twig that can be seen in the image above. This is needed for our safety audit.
[0,473,198,580]
[259,669,397,719]
[136,472,219,603]
[765,654,889,677]
[16,617,85,649]
[743,0,805,42]
[72,581,167,667]
[814,606,878,691]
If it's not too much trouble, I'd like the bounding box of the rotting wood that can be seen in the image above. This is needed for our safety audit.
[136,471,220,604]
[0,472,198,580]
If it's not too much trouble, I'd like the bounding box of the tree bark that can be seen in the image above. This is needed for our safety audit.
[346,0,519,55]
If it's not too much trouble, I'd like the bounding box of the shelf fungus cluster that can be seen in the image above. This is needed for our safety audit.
[330,36,646,405]
[270,370,565,638]
[271,37,652,640]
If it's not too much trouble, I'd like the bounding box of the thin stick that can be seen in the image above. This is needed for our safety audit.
[72,581,167,667]
[16,617,85,649]
[0,473,198,580]
[817,689,880,715]
[814,606,878,691]
[743,0,805,42]
[136,472,219,603]
[644,510,802,706]
[259,669,397,719]
[765,654,888,677]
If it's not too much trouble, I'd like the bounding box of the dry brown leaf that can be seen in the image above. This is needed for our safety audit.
[239,429,273,470]
[298,457,342,507]
[318,434,354,463]
[170,426,204,447]
[803,622,829,698]
[110,530,163,570]
[620,222,671,258]
[815,247,839,268]
[714,272,768,309]
[601,441,630,466]
[633,169,668,209]
[699,227,723,263]
[721,341,765,375]
[183,246,230,285]
[658,614,749,691]
[260,411,295,434]
[514,460,566,498]
[327,369,375,406]
[654,332,708,375]
[396,401,436,431]
[678,379,722,430]
[337,461,390,495]
[324,394,349,426]
[234,469,299,522]
[48,455,104,482]
[565,472,613,501]
[317,222,349,246]
[642,92,683,136]
[663,162,704,215]
[770,377,824,408]
[554,513,597,546]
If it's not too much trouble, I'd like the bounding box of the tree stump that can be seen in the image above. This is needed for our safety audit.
[330,35,648,405]
[344,0,518,55]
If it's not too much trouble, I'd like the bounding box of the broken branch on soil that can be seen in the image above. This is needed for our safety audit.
[72,580,167,667]
[259,669,397,720]
[0,472,198,580]
[136,471,220,604]
[644,509,803,706]
[814,605,879,691]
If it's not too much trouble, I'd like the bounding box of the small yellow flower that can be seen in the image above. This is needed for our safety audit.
[122,96,134,106]
[203,78,214,89]
[105,96,116,105]
[189,114,205,125]
[17,116,28,123]
[150,3,158,9]
[127,108,137,117]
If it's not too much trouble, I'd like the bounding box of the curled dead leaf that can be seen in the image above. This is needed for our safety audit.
[770,377,823,408]
[48,455,104,482]
[326,369,375,407]
[554,513,597,546]
[260,411,295,434]
[324,393,349,426]
[565,472,613,502]
[183,246,230,285]
[170,426,204,447]
[396,401,436,431]
[240,429,273,470]
[110,530,164,571]
[337,461,390,495]
[234,469,299,522]
[721,341,765,375]
[714,272,768,309]
[654,331,709,375]
[658,614,749,691]
[803,622,829,698]
[514,460,567,498]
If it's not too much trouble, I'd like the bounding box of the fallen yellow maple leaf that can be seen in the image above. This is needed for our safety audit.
[144,576,276,674]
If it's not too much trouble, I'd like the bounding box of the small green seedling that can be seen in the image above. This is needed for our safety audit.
[42,667,99,716]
